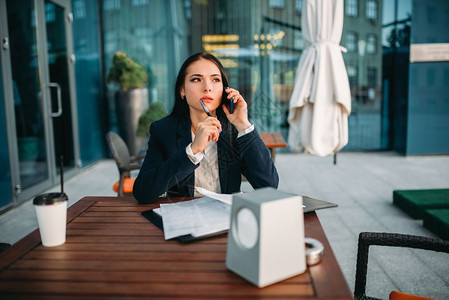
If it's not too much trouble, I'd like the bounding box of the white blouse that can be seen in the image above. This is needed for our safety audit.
[185,124,254,196]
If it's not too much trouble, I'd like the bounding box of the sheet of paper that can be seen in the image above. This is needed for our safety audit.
[191,197,231,237]
[160,201,195,240]
[159,197,231,240]
[195,187,234,205]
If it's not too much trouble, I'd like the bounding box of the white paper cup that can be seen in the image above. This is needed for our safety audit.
[33,192,68,247]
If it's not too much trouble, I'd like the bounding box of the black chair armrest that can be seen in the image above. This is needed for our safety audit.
[354,232,449,300]
[128,162,141,171]
[119,163,141,173]
[0,243,11,252]
[130,155,145,163]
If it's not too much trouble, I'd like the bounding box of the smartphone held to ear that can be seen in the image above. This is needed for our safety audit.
[228,97,234,114]
[223,89,234,114]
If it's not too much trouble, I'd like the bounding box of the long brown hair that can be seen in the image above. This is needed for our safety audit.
[170,52,237,151]
[172,53,240,162]
[170,52,230,118]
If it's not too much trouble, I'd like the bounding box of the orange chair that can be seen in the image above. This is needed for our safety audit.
[106,131,144,196]
[389,291,434,300]
[354,232,449,300]
[112,177,136,194]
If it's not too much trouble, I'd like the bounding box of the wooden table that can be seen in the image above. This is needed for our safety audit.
[0,196,352,299]
[260,132,287,161]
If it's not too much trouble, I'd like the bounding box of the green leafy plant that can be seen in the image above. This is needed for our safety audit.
[136,101,167,137]
[106,51,149,91]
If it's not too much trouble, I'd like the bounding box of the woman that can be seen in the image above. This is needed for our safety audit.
[133,52,279,203]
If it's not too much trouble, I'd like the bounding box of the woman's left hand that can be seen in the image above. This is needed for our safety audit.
[222,87,251,132]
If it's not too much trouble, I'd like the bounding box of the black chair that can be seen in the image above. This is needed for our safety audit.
[354,232,449,300]
[106,131,144,196]
[0,243,11,252]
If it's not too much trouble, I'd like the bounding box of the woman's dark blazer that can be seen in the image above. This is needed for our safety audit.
[133,114,279,203]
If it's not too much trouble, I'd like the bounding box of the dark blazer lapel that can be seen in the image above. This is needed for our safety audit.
[176,116,192,149]
[217,125,230,193]
[175,116,195,196]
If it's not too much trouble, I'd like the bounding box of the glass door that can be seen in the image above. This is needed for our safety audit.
[6,0,50,194]
[45,0,78,176]
[2,0,79,203]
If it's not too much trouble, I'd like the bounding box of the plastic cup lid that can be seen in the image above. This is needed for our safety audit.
[33,192,68,206]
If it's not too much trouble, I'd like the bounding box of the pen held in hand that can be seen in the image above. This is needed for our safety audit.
[200,100,212,117]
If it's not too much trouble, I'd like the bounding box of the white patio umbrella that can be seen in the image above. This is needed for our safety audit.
[288,0,351,157]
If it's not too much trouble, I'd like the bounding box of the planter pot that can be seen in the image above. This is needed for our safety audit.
[115,88,149,156]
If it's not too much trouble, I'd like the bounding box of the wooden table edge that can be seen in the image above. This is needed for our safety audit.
[0,197,97,269]
[0,196,353,299]
[305,213,353,299]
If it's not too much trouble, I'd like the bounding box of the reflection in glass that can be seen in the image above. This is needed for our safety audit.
[0,50,13,208]
[381,0,411,151]
[346,32,358,53]
[102,0,189,127]
[346,0,358,17]
[100,0,393,151]
[73,0,86,19]
[7,0,49,189]
[341,0,384,150]
[45,0,75,172]
[366,34,377,54]
[406,0,449,155]
[366,0,378,21]
[45,2,56,22]
[72,0,103,165]
[103,0,120,11]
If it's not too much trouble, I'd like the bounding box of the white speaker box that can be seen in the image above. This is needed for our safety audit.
[226,187,306,287]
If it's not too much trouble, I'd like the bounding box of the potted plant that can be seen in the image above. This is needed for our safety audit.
[136,101,167,138]
[107,51,150,155]
[106,51,149,91]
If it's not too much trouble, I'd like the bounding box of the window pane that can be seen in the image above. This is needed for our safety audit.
[366,34,377,54]
[0,47,13,209]
[104,31,117,54]
[73,0,86,19]
[346,0,358,17]
[295,0,302,13]
[7,0,49,188]
[102,0,190,134]
[72,0,104,164]
[269,0,285,9]
[98,0,387,152]
[103,0,120,11]
[45,2,55,22]
[343,0,383,150]
[345,32,358,52]
[367,0,378,21]
[132,0,149,7]
[367,67,377,86]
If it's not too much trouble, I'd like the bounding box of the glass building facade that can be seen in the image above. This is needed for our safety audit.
[72,0,104,165]
[406,0,449,154]
[1,0,448,212]
[99,0,390,149]
[0,53,13,208]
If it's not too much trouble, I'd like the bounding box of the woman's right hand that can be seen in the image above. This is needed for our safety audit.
[191,117,222,154]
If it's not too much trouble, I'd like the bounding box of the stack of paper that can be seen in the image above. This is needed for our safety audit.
[157,188,234,240]
[153,188,332,240]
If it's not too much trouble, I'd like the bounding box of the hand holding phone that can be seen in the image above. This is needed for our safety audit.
[228,97,234,114]
[224,88,234,114]
[222,87,251,132]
